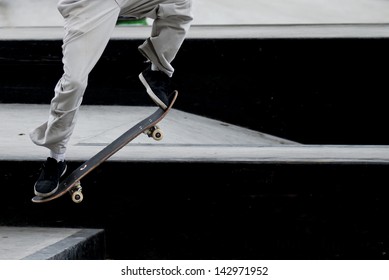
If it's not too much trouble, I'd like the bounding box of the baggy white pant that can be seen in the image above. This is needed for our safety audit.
[30,0,193,154]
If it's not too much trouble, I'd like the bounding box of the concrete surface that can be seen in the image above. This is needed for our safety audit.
[1,0,389,27]
[0,227,79,259]
[0,227,104,260]
[0,103,295,162]
[2,104,389,164]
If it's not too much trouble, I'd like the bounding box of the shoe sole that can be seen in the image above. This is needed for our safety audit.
[34,165,68,197]
[139,73,168,110]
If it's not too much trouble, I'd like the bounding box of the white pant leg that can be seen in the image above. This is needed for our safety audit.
[119,0,193,77]
[30,0,120,154]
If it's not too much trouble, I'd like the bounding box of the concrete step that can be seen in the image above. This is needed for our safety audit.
[0,227,105,260]
[0,103,295,162]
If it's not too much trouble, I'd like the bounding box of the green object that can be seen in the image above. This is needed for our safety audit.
[116,17,148,26]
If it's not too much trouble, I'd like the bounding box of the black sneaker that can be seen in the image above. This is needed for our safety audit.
[139,65,174,110]
[34,157,67,197]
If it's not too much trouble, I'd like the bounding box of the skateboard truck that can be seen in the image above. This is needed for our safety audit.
[144,125,163,140]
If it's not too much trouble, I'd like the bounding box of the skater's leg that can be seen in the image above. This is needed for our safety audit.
[119,0,193,77]
[30,0,121,155]
[31,0,120,197]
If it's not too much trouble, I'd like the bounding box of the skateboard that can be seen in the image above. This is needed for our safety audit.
[32,91,178,204]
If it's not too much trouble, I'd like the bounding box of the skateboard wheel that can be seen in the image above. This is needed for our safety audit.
[71,191,83,203]
[152,128,163,141]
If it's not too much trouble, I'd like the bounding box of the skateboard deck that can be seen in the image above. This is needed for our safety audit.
[32,91,178,203]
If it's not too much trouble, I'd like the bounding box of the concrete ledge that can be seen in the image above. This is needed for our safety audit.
[24,228,105,260]
[1,104,389,164]
[0,227,105,260]
[1,24,389,40]
[0,103,295,162]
